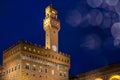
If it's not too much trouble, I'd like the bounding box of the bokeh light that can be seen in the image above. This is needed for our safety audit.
[115,1,120,16]
[87,0,103,8]
[66,9,82,27]
[80,34,101,50]
[105,0,119,6]
[114,37,120,47]
[100,11,119,29]
[111,22,120,38]
[111,22,120,47]
[87,9,103,26]
[101,16,112,29]
[101,2,116,12]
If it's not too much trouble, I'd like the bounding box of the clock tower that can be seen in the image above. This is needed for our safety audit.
[43,5,60,52]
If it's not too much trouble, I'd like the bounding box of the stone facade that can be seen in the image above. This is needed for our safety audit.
[0,5,70,80]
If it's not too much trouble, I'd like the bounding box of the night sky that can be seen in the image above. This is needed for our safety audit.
[0,0,120,75]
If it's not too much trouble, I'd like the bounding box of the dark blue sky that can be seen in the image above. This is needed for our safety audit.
[0,0,120,75]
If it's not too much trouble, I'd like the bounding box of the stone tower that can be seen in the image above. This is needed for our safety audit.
[44,5,60,52]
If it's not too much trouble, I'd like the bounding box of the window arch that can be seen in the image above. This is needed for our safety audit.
[39,66,42,72]
[25,63,30,70]
[32,65,36,71]
[59,71,62,76]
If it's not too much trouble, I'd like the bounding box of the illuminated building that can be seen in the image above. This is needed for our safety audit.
[0,5,70,80]
[70,62,120,80]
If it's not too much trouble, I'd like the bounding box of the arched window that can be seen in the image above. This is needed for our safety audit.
[15,66,17,70]
[29,48,32,51]
[39,66,42,72]
[33,49,36,52]
[25,63,30,70]
[32,65,36,71]
[64,72,67,77]
[24,46,27,50]
[59,71,62,76]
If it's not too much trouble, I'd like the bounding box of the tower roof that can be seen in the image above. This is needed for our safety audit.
[45,4,58,14]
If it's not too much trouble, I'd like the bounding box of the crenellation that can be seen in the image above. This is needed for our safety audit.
[3,43,70,66]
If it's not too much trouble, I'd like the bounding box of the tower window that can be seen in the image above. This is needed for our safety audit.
[25,63,30,70]
[64,72,67,77]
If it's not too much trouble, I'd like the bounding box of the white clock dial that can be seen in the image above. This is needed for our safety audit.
[52,45,57,51]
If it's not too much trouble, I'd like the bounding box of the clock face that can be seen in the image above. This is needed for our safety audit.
[52,45,57,51]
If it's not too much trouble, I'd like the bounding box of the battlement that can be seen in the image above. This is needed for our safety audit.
[3,40,70,67]
[3,40,70,58]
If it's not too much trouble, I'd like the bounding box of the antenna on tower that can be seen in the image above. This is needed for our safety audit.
[50,0,53,7]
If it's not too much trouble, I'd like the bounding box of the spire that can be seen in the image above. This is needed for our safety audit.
[49,0,54,9]
[45,3,58,15]
[50,0,52,6]
[50,3,52,8]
